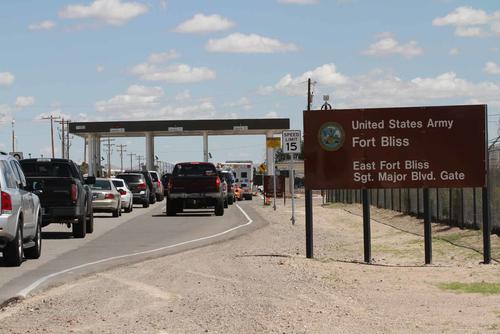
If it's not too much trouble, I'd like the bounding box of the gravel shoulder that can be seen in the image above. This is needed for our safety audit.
[0,197,499,334]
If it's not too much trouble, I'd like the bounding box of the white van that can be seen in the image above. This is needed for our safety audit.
[224,161,253,200]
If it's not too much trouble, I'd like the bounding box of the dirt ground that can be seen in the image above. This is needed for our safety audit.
[0,196,499,334]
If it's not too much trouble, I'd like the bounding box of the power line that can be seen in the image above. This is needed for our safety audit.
[41,115,61,158]
[116,144,127,172]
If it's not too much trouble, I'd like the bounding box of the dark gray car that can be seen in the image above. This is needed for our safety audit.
[115,173,151,208]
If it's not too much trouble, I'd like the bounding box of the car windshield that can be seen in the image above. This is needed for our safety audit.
[91,180,112,190]
[149,172,159,182]
[173,163,217,177]
[116,174,143,183]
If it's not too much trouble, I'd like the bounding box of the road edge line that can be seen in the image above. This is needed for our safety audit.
[16,203,253,299]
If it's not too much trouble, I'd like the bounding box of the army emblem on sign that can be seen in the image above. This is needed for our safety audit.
[318,122,345,151]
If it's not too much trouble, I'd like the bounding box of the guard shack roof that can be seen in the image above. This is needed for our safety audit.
[68,118,290,137]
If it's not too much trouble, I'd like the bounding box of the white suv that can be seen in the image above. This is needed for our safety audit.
[0,153,42,266]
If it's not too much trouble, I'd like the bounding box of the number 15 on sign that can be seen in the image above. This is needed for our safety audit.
[282,130,301,153]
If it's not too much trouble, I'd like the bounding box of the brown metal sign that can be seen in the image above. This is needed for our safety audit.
[304,105,487,189]
[264,175,286,197]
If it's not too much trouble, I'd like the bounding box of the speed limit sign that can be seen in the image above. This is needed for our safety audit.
[282,130,301,154]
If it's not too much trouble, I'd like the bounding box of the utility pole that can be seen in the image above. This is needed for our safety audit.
[102,138,115,177]
[116,144,127,172]
[136,155,144,170]
[56,118,65,158]
[127,153,136,170]
[66,120,72,159]
[41,115,61,158]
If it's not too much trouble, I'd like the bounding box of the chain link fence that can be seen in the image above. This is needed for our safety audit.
[324,150,500,235]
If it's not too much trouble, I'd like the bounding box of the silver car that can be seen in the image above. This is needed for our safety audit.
[91,178,121,217]
[0,153,42,266]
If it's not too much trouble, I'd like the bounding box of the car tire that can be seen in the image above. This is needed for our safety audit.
[25,217,42,260]
[86,202,94,234]
[166,198,176,216]
[73,214,87,239]
[112,207,120,217]
[5,222,24,266]
[215,199,224,216]
[143,199,150,208]
[247,194,253,201]
[224,198,228,208]
[228,196,234,205]
[149,193,156,204]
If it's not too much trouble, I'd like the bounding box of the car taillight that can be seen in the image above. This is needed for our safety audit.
[71,184,78,202]
[118,189,126,195]
[157,180,161,188]
[137,183,147,190]
[1,191,12,214]
[215,177,221,192]
[105,193,115,199]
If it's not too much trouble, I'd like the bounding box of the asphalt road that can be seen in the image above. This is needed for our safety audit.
[0,200,264,306]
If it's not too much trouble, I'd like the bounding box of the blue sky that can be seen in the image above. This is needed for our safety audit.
[0,0,499,167]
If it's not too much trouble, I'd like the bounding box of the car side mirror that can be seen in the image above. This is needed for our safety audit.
[31,181,44,195]
[85,176,96,185]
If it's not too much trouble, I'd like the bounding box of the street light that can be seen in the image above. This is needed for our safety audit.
[11,119,15,152]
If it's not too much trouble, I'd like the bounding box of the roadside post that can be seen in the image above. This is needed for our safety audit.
[266,137,281,211]
[423,188,432,264]
[282,130,301,225]
[304,104,488,264]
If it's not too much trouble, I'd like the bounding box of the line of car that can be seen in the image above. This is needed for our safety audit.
[0,154,168,267]
[0,156,250,267]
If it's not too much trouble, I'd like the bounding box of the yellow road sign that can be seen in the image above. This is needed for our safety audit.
[266,137,281,149]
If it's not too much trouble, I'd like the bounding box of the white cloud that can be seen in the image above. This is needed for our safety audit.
[28,20,56,31]
[15,96,35,108]
[131,63,216,83]
[131,51,215,83]
[147,50,179,63]
[59,0,148,26]
[449,48,460,56]
[174,13,234,34]
[96,65,105,73]
[157,102,216,120]
[96,85,164,113]
[206,33,298,53]
[484,61,500,75]
[433,7,489,26]
[265,111,279,118]
[455,26,487,37]
[433,6,500,37]
[364,34,423,58]
[35,109,72,121]
[175,90,191,101]
[223,97,252,110]
[260,63,500,108]
[259,63,348,96]
[0,72,15,86]
[0,105,12,125]
[278,0,319,4]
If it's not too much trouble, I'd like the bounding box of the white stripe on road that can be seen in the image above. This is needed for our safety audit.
[17,203,253,298]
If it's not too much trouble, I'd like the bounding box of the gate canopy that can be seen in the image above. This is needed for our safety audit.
[69,118,290,137]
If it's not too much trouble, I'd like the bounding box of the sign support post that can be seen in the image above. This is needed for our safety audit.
[362,189,371,263]
[273,149,277,211]
[423,188,432,264]
[305,78,313,259]
[291,153,296,225]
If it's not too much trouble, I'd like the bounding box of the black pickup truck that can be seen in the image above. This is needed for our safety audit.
[167,162,224,216]
[19,158,95,238]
